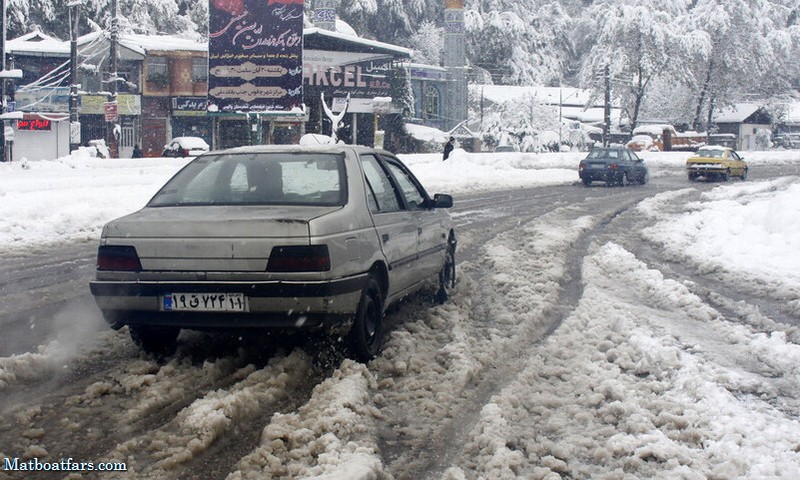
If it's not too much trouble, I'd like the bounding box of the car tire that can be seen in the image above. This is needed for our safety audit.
[582,178,591,187]
[722,169,731,182]
[436,236,457,304]
[688,172,697,182]
[129,324,180,355]
[347,275,384,362]
[639,171,649,185]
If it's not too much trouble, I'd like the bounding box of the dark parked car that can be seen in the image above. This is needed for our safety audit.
[90,145,456,361]
[578,147,649,186]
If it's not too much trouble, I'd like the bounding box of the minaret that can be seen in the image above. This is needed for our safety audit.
[314,0,337,31]
[443,0,467,131]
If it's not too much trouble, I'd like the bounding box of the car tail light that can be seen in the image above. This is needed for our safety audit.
[267,245,331,272]
[608,162,619,170]
[579,161,586,170]
[183,148,190,156]
[97,245,143,271]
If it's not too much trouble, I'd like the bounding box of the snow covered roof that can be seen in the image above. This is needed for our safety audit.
[402,62,447,72]
[11,28,410,58]
[7,31,70,56]
[120,33,207,54]
[471,84,601,108]
[777,102,800,125]
[304,27,412,57]
[405,123,449,143]
[712,103,761,123]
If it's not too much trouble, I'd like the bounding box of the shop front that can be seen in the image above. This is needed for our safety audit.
[80,94,142,158]
[171,96,212,146]
[11,114,70,161]
[211,112,307,149]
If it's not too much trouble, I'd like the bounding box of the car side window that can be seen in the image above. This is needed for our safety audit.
[361,155,401,213]
[382,157,427,211]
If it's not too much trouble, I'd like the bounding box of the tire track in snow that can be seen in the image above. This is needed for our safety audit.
[373,185,669,479]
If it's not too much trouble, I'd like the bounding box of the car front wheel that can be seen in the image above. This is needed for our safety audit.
[129,324,180,355]
[347,275,384,362]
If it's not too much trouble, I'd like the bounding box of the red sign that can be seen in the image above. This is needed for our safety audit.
[104,101,118,122]
[17,119,52,131]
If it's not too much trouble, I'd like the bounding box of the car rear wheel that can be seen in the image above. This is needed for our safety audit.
[129,324,180,355]
[347,275,383,362]
[436,236,457,304]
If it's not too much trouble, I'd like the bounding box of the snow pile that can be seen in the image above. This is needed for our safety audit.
[639,178,800,307]
[447,242,800,478]
[229,359,382,480]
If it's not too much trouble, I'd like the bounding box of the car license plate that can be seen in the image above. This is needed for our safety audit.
[163,293,246,312]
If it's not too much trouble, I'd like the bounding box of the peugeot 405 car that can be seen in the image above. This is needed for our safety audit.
[90,145,456,361]
[578,146,649,186]
[686,146,748,181]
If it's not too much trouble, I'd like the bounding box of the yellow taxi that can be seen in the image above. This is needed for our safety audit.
[686,146,748,181]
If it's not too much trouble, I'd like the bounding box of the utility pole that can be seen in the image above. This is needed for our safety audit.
[106,0,118,158]
[603,64,611,147]
[0,0,23,162]
[69,0,82,153]
[0,0,6,162]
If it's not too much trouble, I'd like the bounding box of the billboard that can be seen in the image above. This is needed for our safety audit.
[303,50,395,113]
[208,0,304,114]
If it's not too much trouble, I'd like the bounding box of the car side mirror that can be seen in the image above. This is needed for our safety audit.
[432,193,453,208]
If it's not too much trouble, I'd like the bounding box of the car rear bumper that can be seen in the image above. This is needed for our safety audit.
[90,274,367,329]
[580,169,617,181]
[687,165,726,174]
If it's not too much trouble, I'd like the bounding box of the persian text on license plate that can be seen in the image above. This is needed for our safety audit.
[163,293,247,312]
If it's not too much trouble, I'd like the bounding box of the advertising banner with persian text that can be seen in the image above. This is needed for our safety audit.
[208,0,304,114]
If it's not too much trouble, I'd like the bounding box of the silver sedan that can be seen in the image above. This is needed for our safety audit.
[90,144,456,361]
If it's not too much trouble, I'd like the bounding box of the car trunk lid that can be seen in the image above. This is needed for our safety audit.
[102,205,337,272]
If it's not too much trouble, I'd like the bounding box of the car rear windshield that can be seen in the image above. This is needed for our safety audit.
[586,149,620,159]
[148,152,347,207]
[695,148,724,158]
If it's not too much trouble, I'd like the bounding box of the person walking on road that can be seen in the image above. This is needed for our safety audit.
[443,137,455,161]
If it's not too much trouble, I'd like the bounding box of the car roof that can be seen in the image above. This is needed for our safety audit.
[590,146,627,152]
[172,137,209,148]
[214,144,389,156]
[698,145,730,151]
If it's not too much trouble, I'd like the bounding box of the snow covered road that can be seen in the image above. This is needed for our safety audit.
[1,152,800,479]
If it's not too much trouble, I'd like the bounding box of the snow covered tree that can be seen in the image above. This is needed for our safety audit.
[409,20,442,66]
[578,2,680,136]
[7,0,202,39]
[464,3,573,86]
[682,0,784,131]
